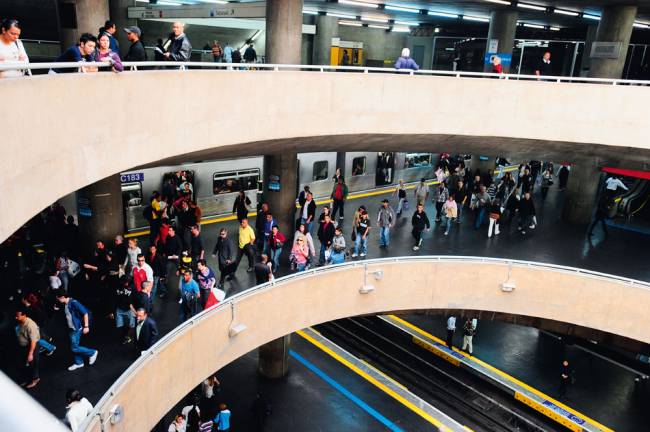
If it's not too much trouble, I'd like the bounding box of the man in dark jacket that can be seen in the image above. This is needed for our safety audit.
[255,203,269,251]
[162,227,183,298]
[243,43,257,63]
[163,22,192,62]
[212,228,234,289]
[123,26,146,61]
[588,195,612,238]
[517,192,536,235]
[330,178,349,221]
[317,214,335,265]
[135,308,158,354]
[411,203,430,251]
[233,191,251,222]
[300,192,317,233]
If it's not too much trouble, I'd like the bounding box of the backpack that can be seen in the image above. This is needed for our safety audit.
[142,205,153,222]
[182,289,198,312]
[232,49,242,63]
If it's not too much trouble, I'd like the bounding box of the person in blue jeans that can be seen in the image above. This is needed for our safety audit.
[330,227,346,264]
[55,294,98,371]
[352,211,370,258]
[376,199,396,248]
[474,185,490,230]
[214,403,231,431]
[179,270,200,323]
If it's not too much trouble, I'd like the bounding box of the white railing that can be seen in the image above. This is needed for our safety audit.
[78,255,650,431]
[1,60,649,86]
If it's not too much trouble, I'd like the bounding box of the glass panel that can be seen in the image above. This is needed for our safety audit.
[313,161,329,181]
[213,169,260,195]
[404,153,431,169]
[351,157,366,176]
[121,182,142,208]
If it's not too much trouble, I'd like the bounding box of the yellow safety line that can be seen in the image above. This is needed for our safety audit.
[359,359,408,391]
[125,165,519,238]
[297,329,454,431]
[386,315,614,432]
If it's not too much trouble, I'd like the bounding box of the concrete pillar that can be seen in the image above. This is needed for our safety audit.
[258,335,291,378]
[77,175,124,252]
[265,0,304,64]
[579,25,598,76]
[58,0,110,50]
[109,0,136,57]
[336,152,346,178]
[588,6,637,79]
[312,15,338,65]
[263,153,299,237]
[484,10,518,73]
[562,158,601,224]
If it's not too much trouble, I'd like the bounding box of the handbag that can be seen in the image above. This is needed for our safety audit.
[67,259,81,278]
[351,230,357,242]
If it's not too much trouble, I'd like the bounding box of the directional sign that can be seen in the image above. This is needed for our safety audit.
[128,2,266,19]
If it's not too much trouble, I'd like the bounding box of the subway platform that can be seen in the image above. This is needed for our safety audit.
[2,181,649,430]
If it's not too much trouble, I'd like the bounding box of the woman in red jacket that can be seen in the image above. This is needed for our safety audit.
[268,225,286,272]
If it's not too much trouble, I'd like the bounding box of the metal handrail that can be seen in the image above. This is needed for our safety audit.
[1,60,649,86]
[80,255,649,431]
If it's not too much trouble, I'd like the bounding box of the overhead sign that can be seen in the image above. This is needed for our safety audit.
[488,39,499,53]
[590,42,623,59]
[128,2,266,19]
[484,53,512,66]
[121,172,144,183]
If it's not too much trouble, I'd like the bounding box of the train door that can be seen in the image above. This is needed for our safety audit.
[121,181,144,231]
[376,152,396,186]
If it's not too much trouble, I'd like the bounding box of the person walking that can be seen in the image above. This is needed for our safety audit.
[377,199,396,248]
[65,390,93,432]
[434,182,449,223]
[442,194,457,236]
[393,179,407,216]
[317,214,335,265]
[232,191,251,222]
[135,308,159,355]
[212,228,234,289]
[446,315,456,349]
[461,318,476,355]
[235,219,256,273]
[179,270,200,322]
[331,177,349,221]
[517,192,536,235]
[55,293,98,371]
[268,225,286,271]
[487,198,502,238]
[411,203,430,251]
[330,227,346,264]
[394,47,419,70]
[559,360,572,398]
[352,211,370,258]
[414,178,429,206]
[540,168,553,201]
[473,185,490,230]
[588,195,612,238]
[15,308,40,388]
[454,180,467,224]
[214,403,232,431]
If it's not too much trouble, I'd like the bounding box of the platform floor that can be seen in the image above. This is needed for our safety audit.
[3,181,650,430]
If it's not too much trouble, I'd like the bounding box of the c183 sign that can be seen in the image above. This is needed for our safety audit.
[121,173,144,183]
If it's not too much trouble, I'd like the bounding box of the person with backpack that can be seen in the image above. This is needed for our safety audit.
[55,293,98,371]
[179,269,200,322]
[461,318,476,354]
[213,403,232,431]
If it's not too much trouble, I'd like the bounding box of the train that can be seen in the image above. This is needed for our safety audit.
[118,151,439,232]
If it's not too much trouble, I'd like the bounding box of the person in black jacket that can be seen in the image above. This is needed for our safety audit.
[317,214,335,265]
[233,191,251,222]
[299,192,317,233]
[517,192,536,235]
[163,22,192,62]
[588,195,612,238]
[212,228,234,289]
[255,202,269,252]
[146,244,166,298]
[411,203,430,251]
[162,227,183,298]
[135,308,158,355]
[123,26,146,61]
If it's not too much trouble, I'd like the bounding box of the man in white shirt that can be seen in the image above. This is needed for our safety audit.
[446,316,456,349]
[414,178,430,205]
[605,176,628,198]
[0,19,29,78]
[65,389,93,432]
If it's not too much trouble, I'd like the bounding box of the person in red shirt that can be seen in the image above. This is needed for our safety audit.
[131,254,153,292]
[268,225,286,271]
[330,177,349,221]
[491,55,503,74]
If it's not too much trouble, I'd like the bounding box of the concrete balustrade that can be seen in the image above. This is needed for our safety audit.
[79,257,650,431]
[2,70,650,241]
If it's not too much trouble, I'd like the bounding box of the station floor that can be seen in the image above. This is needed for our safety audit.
[5,182,650,430]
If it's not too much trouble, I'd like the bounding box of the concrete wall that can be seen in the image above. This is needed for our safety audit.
[80,257,650,432]
[3,70,650,242]
[339,25,408,66]
[407,35,434,70]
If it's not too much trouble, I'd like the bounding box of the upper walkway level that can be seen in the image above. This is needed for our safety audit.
[3,62,650,241]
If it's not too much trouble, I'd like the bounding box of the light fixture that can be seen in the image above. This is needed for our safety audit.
[303,10,319,15]
[517,3,546,11]
[385,5,420,14]
[484,0,511,5]
[339,20,362,27]
[363,16,389,23]
[428,11,459,19]
[633,22,650,28]
[553,9,579,16]
[523,23,545,29]
[583,14,600,20]
[156,1,181,5]
[196,0,229,4]
[391,26,411,32]
[463,15,490,22]
[338,0,378,8]
[550,26,560,31]
[434,27,441,33]
[368,24,390,29]
[394,20,419,26]
[327,12,357,19]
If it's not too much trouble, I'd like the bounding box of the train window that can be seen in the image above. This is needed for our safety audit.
[351,157,366,176]
[313,161,329,181]
[121,182,143,208]
[404,153,432,169]
[213,169,260,195]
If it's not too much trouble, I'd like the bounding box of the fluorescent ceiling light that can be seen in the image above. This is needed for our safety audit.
[363,16,389,23]
[156,1,181,5]
[463,15,490,22]
[394,20,419,26]
[368,24,389,29]
[549,27,560,31]
[303,10,319,15]
[327,12,357,19]
[554,9,579,16]
[583,14,600,20]
[517,3,546,11]
[385,5,420,13]
[196,0,229,4]
[633,22,649,28]
[339,20,362,27]
[391,26,411,32]
[428,11,459,19]
[523,23,544,29]
[484,0,511,5]
[338,0,378,8]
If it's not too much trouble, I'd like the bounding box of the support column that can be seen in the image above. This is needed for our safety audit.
[312,15,338,65]
[263,153,299,236]
[77,175,124,253]
[484,10,518,73]
[58,0,110,51]
[258,335,291,378]
[265,0,304,64]
[579,25,598,76]
[588,5,637,79]
[109,0,136,57]
[562,158,601,224]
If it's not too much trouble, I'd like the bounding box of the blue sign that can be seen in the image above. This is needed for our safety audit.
[541,400,586,425]
[434,341,465,360]
[485,52,512,66]
[121,172,144,183]
[479,156,489,161]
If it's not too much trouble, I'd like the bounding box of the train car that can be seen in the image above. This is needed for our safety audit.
[394,152,439,184]
[297,152,338,200]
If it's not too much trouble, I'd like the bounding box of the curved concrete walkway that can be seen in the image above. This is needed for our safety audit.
[78,256,650,431]
[3,70,650,241]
